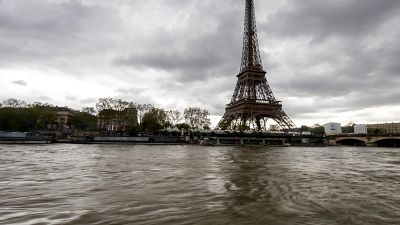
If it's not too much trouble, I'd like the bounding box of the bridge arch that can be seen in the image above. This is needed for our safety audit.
[373,138,400,147]
[336,138,366,146]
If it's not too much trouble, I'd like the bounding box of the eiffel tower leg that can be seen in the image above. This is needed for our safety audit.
[239,115,247,130]
[256,116,261,131]
[263,118,269,131]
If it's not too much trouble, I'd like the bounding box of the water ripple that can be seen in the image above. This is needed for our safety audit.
[1,144,400,225]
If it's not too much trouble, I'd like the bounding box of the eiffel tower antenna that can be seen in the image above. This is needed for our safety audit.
[217,0,295,131]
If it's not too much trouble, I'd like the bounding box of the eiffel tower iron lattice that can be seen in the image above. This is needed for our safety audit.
[217,0,295,131]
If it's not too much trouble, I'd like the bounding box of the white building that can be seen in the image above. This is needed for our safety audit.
[324,123,342,135]
[354,124,367,134]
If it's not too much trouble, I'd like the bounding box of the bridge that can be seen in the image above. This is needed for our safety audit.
[327,134,400,147]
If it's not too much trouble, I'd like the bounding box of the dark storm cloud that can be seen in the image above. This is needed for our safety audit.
[262,0,400,40]
[114,51,221,80]
[255,0,400,120]
[1,0,400,124]
[113,0,243,83]
[12,80,27,86]
[0,0,118,69]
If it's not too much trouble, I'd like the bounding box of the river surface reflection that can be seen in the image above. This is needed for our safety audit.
[1,144,400,225]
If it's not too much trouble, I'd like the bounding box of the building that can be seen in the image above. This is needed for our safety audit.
[354,124,367,134]
[97,107,138,132]
[56,107,78,132]
[324,123,342,135]
[46,107,78,133]
[368,123,400,134]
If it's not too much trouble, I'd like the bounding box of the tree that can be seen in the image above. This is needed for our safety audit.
[175,123,190,131]
[310,124,325,135]
[137,104,154,124]
[300,125,311,133]
[342,122,355,133]
[95,98,113,112]
[0,99,59,131]
[0,107,35,131]
[269,124,279,131]
[183,107,211,130]
[167,110,182,127]
[72,112,97,130]
[342,126,354,134]
[30,104,57,130]
[2,98,27,108]
[368,128,386,135]
[82,107,96,115]
[95,98,138,131]
[141,108,170,133]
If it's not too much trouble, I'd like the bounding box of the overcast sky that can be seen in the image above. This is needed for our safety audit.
[1,0,400,126]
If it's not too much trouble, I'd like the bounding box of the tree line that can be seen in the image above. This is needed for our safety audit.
[0,98,97,132]
[0,98,211,133]
[95,97,211,134]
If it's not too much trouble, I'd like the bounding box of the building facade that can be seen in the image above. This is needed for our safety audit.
[368,123,400,134]
[354,124,367,134]
[46,107,78,133]
[324,122,342,135]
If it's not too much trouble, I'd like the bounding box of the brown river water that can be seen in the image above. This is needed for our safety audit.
[0,144,400,225]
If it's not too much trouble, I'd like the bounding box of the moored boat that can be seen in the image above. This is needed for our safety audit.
[0,131,54,144]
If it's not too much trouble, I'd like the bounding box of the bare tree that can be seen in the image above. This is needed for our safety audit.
[137,104,154,124]
[95,98,137,131]
[2,98,27,108]
[82,107,96,115]
[183,107,211,130]
[167,110,182,127]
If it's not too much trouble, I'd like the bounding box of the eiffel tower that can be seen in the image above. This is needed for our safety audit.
[217,0,295,131]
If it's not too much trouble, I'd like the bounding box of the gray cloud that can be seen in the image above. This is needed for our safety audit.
[79,97,98,105]
[254,0,400,124]
[12,80,27,86]
[0,0,120,71]
[1,0,400,125]
[37,95,52,101]
[65,95,78,101]
[112,0,243,84]
[262,0,400,40]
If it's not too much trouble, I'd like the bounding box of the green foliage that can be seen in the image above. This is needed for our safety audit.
[368,128,386,135]
[342,126,354,134]
[269,124,279,131]
[0,97,214,135]
[71,112,97,130]
[0,104,56,131]
[310,125,325,135]
[35,109,57,130]
[0,108,32,131]
[140,108,171,133]
[96,98,138,131]
[175,123,190,131]
[300,125,311,132]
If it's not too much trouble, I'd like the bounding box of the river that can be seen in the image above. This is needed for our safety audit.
[1,144,399,225]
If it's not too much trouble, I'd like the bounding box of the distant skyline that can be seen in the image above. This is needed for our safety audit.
[1,0,400,126]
